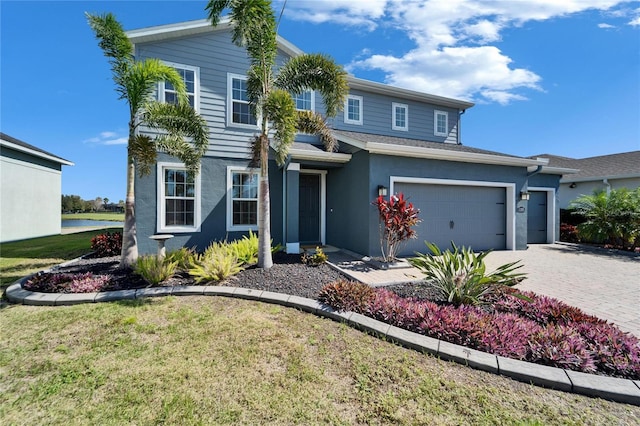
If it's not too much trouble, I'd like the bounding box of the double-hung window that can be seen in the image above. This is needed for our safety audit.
[344,94,363,125]
[227,167,259,231]
[157,162,200,232]
[159,62,199,111]
[227,73,257,127]
[392,103,408,131]
[293,90,314,111]
[434,110,448,136]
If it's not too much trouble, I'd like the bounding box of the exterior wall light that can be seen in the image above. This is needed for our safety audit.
[378,185,388,197]
[569,182,577,188]
[520,191,530,201]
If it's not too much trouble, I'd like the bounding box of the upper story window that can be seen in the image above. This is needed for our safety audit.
[293,90,314,111]
[227,167,259,231]
[344,95,363,125]
[157,162,201,233]
[227,73,257,128]
[434,110,448,136]
[159,62,199,112]
[392,103,408,131]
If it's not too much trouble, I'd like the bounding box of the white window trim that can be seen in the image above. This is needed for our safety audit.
[434,110,448,137]
[294,90,315,112]
[344,94,363,125]
[158,61,200,113]
[157,162,201,233]
[392,102,408,131]
[226,166,260,232]
[227,73,259,129]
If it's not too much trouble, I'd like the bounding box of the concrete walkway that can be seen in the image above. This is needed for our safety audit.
[327,244,640,337]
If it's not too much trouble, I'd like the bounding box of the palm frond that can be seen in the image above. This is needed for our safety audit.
[143,102,209,175]
[126,60,189,115]
[205,0,232,27]
[129,134,157,177]
[264,89,296,166]
[296,110,338,152]
[275,53,349,117]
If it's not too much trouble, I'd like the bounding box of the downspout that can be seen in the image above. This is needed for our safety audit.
[525,165,543,192]
[282,156,291,248]
[457,109,466,145]
[603,178,611,195]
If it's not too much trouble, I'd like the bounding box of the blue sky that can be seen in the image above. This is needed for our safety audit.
[2,0,639,203]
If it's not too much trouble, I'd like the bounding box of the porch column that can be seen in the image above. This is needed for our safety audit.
[285,162,300,254]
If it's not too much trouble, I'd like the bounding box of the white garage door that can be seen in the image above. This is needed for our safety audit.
[394,183,507,256]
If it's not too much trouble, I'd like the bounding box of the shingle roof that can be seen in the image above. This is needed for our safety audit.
[0,132,73,165]
[334,130,522,158]
[532,151,640,180]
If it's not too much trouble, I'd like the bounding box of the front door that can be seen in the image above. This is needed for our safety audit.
[299,173,321,244]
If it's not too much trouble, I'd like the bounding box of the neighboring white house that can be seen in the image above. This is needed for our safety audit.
[535,151,640,209]
[0,133,74,242]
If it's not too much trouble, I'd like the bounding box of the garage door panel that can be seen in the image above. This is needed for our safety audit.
[395,183,506,255]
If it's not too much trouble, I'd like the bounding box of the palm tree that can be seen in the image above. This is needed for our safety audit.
[206,0,348,269]
[87,13,209,268]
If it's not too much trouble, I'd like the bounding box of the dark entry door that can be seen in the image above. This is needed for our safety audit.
[527,191,547,244]
[299,174,320,244]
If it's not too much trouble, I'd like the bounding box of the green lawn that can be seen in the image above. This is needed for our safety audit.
[61,212,124,221]
[0,228,121,289]
[1,296,638,425]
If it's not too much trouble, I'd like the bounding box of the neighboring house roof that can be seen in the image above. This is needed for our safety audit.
[334,130,547,168]
[533,151,640,182]
[126,19,474,110]
[0,132,73,166]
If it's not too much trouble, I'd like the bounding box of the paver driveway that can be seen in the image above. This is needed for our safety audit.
[484,244,639,337]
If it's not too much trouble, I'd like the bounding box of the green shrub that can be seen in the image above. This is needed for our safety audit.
[301,247,328,266]
[166,247,196,271]
[227,230,259,266]
[409,242,526,306]
[134,255,178,286]
[188,241,244,284]
[570,188,640,248]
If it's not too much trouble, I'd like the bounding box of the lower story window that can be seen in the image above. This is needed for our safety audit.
[227,167,259,231]
[158,163,200,232]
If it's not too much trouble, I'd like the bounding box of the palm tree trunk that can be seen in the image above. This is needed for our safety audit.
[257,135,273,269]
[120,128,138,268]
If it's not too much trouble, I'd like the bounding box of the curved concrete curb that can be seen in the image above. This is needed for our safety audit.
[5,280,640,406]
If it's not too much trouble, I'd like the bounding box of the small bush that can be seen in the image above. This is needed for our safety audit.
[227,231,259,266]
[24,272,112,293]
[409,242,526,306]
[134,255,178,286]
[90,231,123,257]
[318,280,375,313]
[188,242,244,284]
[302,247,328,266]
[373,193,421,262]
[560,223,580,243]
[166,247,196,272]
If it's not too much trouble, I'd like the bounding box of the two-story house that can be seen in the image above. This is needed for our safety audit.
[126,19,565,257]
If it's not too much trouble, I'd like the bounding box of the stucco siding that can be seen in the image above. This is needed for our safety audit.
[559,177,640,209]
[326,151,371,255]
[368,154,529,255]
[1,151,62,242]
[332,89,459,144]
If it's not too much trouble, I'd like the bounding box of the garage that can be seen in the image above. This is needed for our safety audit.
[394,181,508,255]
[527,191,548,244]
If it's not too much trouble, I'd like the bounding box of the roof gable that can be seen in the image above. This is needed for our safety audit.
[0,133,73,166]
[535,151,640,180]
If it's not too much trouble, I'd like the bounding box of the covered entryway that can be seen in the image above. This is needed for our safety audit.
[299,173,321,244]
[392,178,515,255]
[527,191,547,244]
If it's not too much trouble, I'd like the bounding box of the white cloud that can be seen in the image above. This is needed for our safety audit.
[84,131,127,146]
[598,22,616,28]
[630,16,640,26]
[284,0,632,104]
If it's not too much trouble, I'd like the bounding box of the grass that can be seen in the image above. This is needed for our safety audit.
[1,296,638,425]
[0,228,121,290]
[61,212,124,221]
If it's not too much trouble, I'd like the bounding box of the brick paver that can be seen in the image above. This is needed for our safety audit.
[328,244,639,337]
